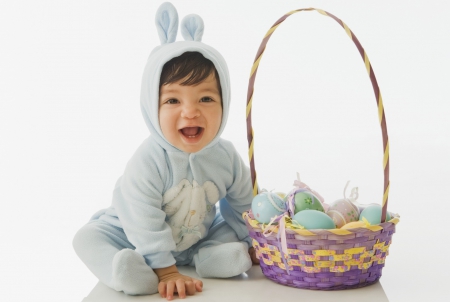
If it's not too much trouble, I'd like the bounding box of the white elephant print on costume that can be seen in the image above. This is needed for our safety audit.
[162,179,219,251]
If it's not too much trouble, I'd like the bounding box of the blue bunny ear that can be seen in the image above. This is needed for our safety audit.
[155,2,178,44]
[181,14,204,41]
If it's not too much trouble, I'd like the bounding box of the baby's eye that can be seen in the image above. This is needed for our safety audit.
[200,97,213,103]
[166,99,179,104]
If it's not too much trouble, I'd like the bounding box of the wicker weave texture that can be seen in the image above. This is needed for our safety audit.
[244,213,396,290]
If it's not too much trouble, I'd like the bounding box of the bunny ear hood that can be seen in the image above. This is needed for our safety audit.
[140,2,230,152]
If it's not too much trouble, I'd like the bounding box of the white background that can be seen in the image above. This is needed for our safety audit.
[1,0,449,301]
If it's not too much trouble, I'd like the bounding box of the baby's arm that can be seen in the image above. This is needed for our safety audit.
[219,141,259,263]
[155,265,203,300]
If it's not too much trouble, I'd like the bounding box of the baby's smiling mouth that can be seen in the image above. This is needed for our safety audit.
[180,127,204,138]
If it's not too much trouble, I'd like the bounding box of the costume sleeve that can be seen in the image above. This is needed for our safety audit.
[219,143,254,248]
[112,139,176,269]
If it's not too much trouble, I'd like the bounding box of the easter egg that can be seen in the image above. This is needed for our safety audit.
[359,205,392,225]
[285,189,324,214]
[292,210,336,230]
[341,221,366,229]
[251,192,286,223]
[326,198,359,228]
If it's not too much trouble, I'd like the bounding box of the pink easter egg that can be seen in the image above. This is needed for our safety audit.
[326,198,359,228]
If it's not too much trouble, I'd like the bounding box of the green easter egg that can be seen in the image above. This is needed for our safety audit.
[293,191,324,214]
[293,210,336,229]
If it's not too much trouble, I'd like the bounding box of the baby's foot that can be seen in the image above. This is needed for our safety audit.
[111,248,159,295]
[194,242,252,278]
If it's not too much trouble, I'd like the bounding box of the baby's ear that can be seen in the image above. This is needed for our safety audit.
[181,14,204,42]
[155,2,179,44]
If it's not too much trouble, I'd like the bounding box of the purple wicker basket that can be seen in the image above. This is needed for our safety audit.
[243,8,399,290]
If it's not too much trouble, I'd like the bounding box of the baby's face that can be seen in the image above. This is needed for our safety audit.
[158,73,222,153]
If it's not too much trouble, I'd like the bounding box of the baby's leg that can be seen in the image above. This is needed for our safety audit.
[189,214,252,278]
[72,220,158,295]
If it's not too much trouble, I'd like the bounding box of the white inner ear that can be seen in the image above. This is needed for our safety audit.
[155,2,179,44]
[181,14,204,42]
[203,181,219,204]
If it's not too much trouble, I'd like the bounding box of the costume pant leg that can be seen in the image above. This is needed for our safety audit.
[188,212,252,278]
[189,211,240,250]
[73,217,158,295]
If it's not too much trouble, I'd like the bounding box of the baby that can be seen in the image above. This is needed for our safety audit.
[73,2,257,300]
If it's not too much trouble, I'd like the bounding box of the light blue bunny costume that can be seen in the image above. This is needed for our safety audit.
[72,2,253,296]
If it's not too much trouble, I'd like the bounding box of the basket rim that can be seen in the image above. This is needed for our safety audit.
[243,210,399,237]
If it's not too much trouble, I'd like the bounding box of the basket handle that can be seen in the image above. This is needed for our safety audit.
[246,8,390,222]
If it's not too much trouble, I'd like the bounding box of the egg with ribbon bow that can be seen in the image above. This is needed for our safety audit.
[251,191,286,224]
[326,198,360,228]
[326,182,361,228]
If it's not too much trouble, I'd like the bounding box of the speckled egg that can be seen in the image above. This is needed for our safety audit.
[326,198,360,228]
[359,205,392,225]
[293,210,336,229]
[285,189,324,214]
[251,191,286,223]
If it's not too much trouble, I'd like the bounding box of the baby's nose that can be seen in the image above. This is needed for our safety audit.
[181,104,200,119]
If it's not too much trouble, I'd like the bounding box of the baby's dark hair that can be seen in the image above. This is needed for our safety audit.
[159,52,222,98]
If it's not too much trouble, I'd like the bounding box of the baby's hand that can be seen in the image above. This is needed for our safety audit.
[249,247,259,265]
[155,265,203,300]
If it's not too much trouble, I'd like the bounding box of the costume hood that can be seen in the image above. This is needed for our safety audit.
[140,2,231,152]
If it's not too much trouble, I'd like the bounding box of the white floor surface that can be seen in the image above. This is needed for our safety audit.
[82,266,389,302]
